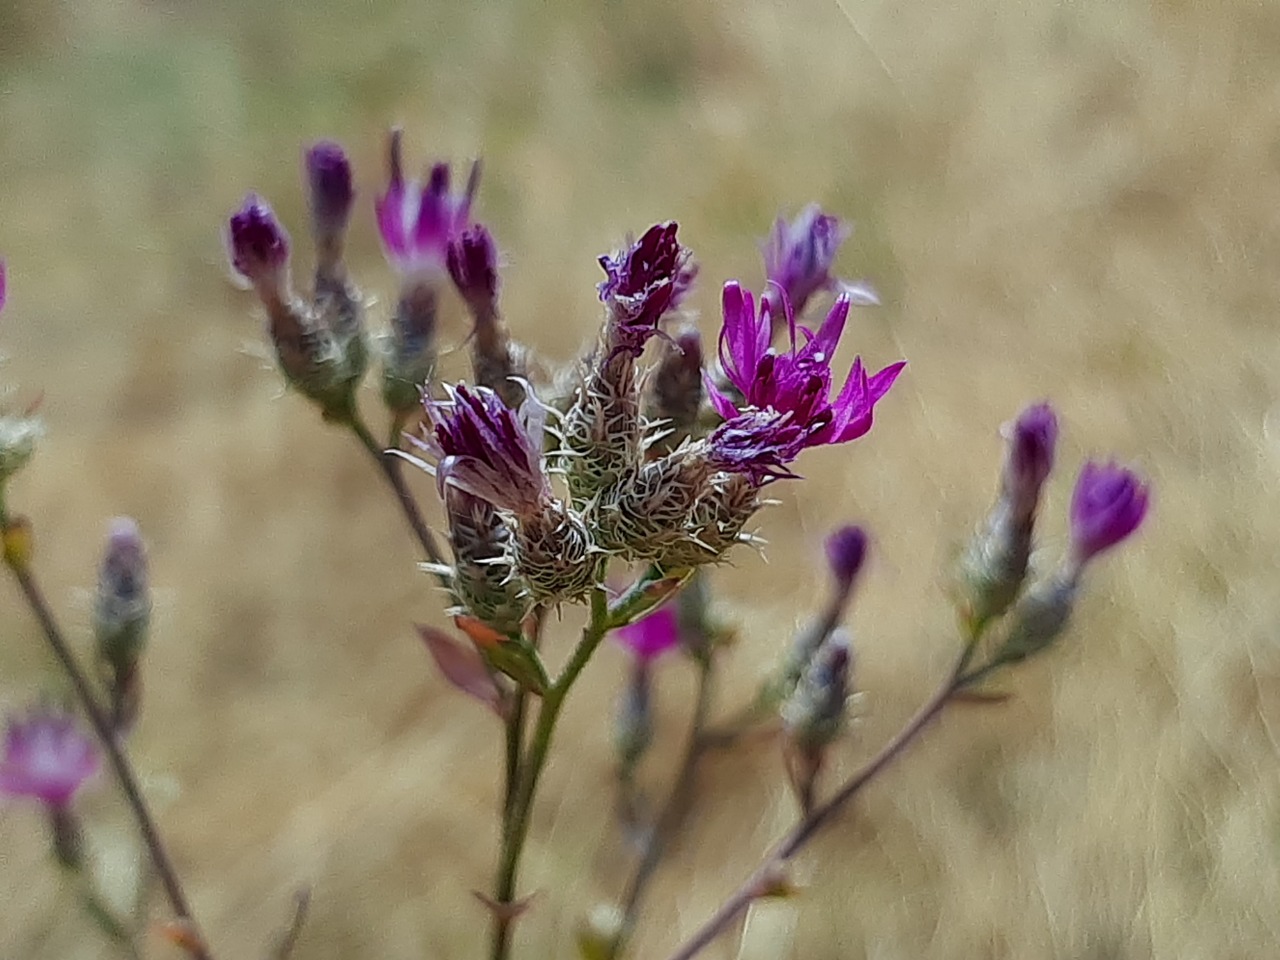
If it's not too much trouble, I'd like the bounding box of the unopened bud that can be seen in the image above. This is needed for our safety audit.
[228,194,290,295]
[304,141,355,255]
[1069,461,1149,569]
[646,326,705,446]
[824,524,868,600]
[94,518,150,730]
[1003,403,1057,524]
[0,413,41,484]
[994,572,1077,666]
[381,282,438,417]
[448,224,499,311]
[48,804,85,870]
[781,630,852,813]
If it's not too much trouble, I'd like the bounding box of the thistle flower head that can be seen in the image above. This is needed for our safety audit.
[448,223,499,308]
[1069,461,1149,566]
[305,140,355,239]
[598,221,696,356]
[614,601,681,662]
[762,205,852,317]
[706,407,812,483]
[376,129,479,276]
[712,281,903,443]
[0,705,98,808]
[228,194,290,288]
[416,383,549,515]
[1003,403,1058,521]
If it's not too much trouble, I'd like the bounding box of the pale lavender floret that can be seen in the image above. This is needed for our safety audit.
[0,705,99,808]
[614,602,681,662]
[375,128,480,275]
[706,282,904,479]
[1069,461,1149,565]
[762,205,851,317]
[414,383,549,515]
[227,194,290,285]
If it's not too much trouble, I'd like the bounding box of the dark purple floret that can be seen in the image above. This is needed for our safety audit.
[1069,461,1149,565]
[824,525,868,592]
[305,140,355,233]
[448,224,499,306]
[763,205,851,317]
[707,408,816,483]
[597,221,696,355]
[1005,403,1058,516]
[228,194,290,283]
[417,383,549,515]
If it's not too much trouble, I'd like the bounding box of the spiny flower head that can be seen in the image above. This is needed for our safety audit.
[415,383,549,515]
[0,705,98,808]
[707,282,904,479]
[1069,461,1149,566]
[614,601,681,662]
[762,205,854,317]
[598,221,696,356]
[228,194,290,288]
[376,128,480,275]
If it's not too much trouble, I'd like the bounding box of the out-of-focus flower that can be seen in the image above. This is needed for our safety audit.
[375,128,479,276]
[1003,403,1058,524]
[762,205,856,318]
[1069,461,1149,566]
[0,259,6,313]
[706,282,903,479]
[228,194,290,292]
[415,384,550,516]
[824,524,868,597]
[448,223,499,310]
[614,601,681,662]
[0,705,98,808]
[304,140,355,246]
[646,326,705,445]
[597,221,696,357]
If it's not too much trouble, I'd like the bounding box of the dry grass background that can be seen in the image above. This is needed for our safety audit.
[1,0,1278,957]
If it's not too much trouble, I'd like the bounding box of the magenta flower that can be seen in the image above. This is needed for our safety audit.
[598,221,697,356]
[1069,461,1149,565]
[0,705,99,808]
[706,282,904,478]
[227,194,290,286]
[413,384,549,515]
[762,205,856,317]
[614,602,681,662]
[375,129,480,275]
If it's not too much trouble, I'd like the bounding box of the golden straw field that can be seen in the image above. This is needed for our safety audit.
[2,0,1278,957]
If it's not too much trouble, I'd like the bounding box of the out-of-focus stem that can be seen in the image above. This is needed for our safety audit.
[0,508,214,960]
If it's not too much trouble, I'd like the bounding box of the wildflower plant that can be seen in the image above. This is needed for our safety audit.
[0,133,1151,960]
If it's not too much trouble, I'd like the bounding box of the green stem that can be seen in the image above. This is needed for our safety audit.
[490,588,611,960]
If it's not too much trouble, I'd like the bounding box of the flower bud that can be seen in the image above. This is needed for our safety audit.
[0,258,7,312]
[448,224,499,310]
[94,518,150,731]
[449,225,527,410]
[994,572,1077,666]
[0,412,41,485]
[228,194,290,295]
[1069,461,1149,568]
[614,660,654,776]
[1003,403,1057,524]
[645,326,705,448]
[305,141,355,254]
[781,630,853,813]
[824,524,868,600]
[762,205,851,320]
[381,282,438,418]
[443,487,530,636]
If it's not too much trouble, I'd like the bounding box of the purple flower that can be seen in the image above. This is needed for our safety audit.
[305,140,355,237]
[598,221,697,356]
[0,705,98,808]
[414,383,549,515]
[707,282,904,477]
[1003,403,1058,521]
[1069,461,1149,565]
[0,259,6,313]
[447,224,499,307]
[762,205,853,317]
[825,524,868,593]
[228,194,290,286]
[375,128,480,275]
[615,602,681,662]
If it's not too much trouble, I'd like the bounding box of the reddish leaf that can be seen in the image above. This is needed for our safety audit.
[455,614,508,649]
[417,624,507,717]
[473,889,539,923]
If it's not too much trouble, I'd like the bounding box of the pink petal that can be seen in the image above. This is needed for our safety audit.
[417,625,507,717]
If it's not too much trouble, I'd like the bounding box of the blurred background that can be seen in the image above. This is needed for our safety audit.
[2,0,1278,957]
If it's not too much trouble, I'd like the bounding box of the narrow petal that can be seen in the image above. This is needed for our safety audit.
[812,295,851,361]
